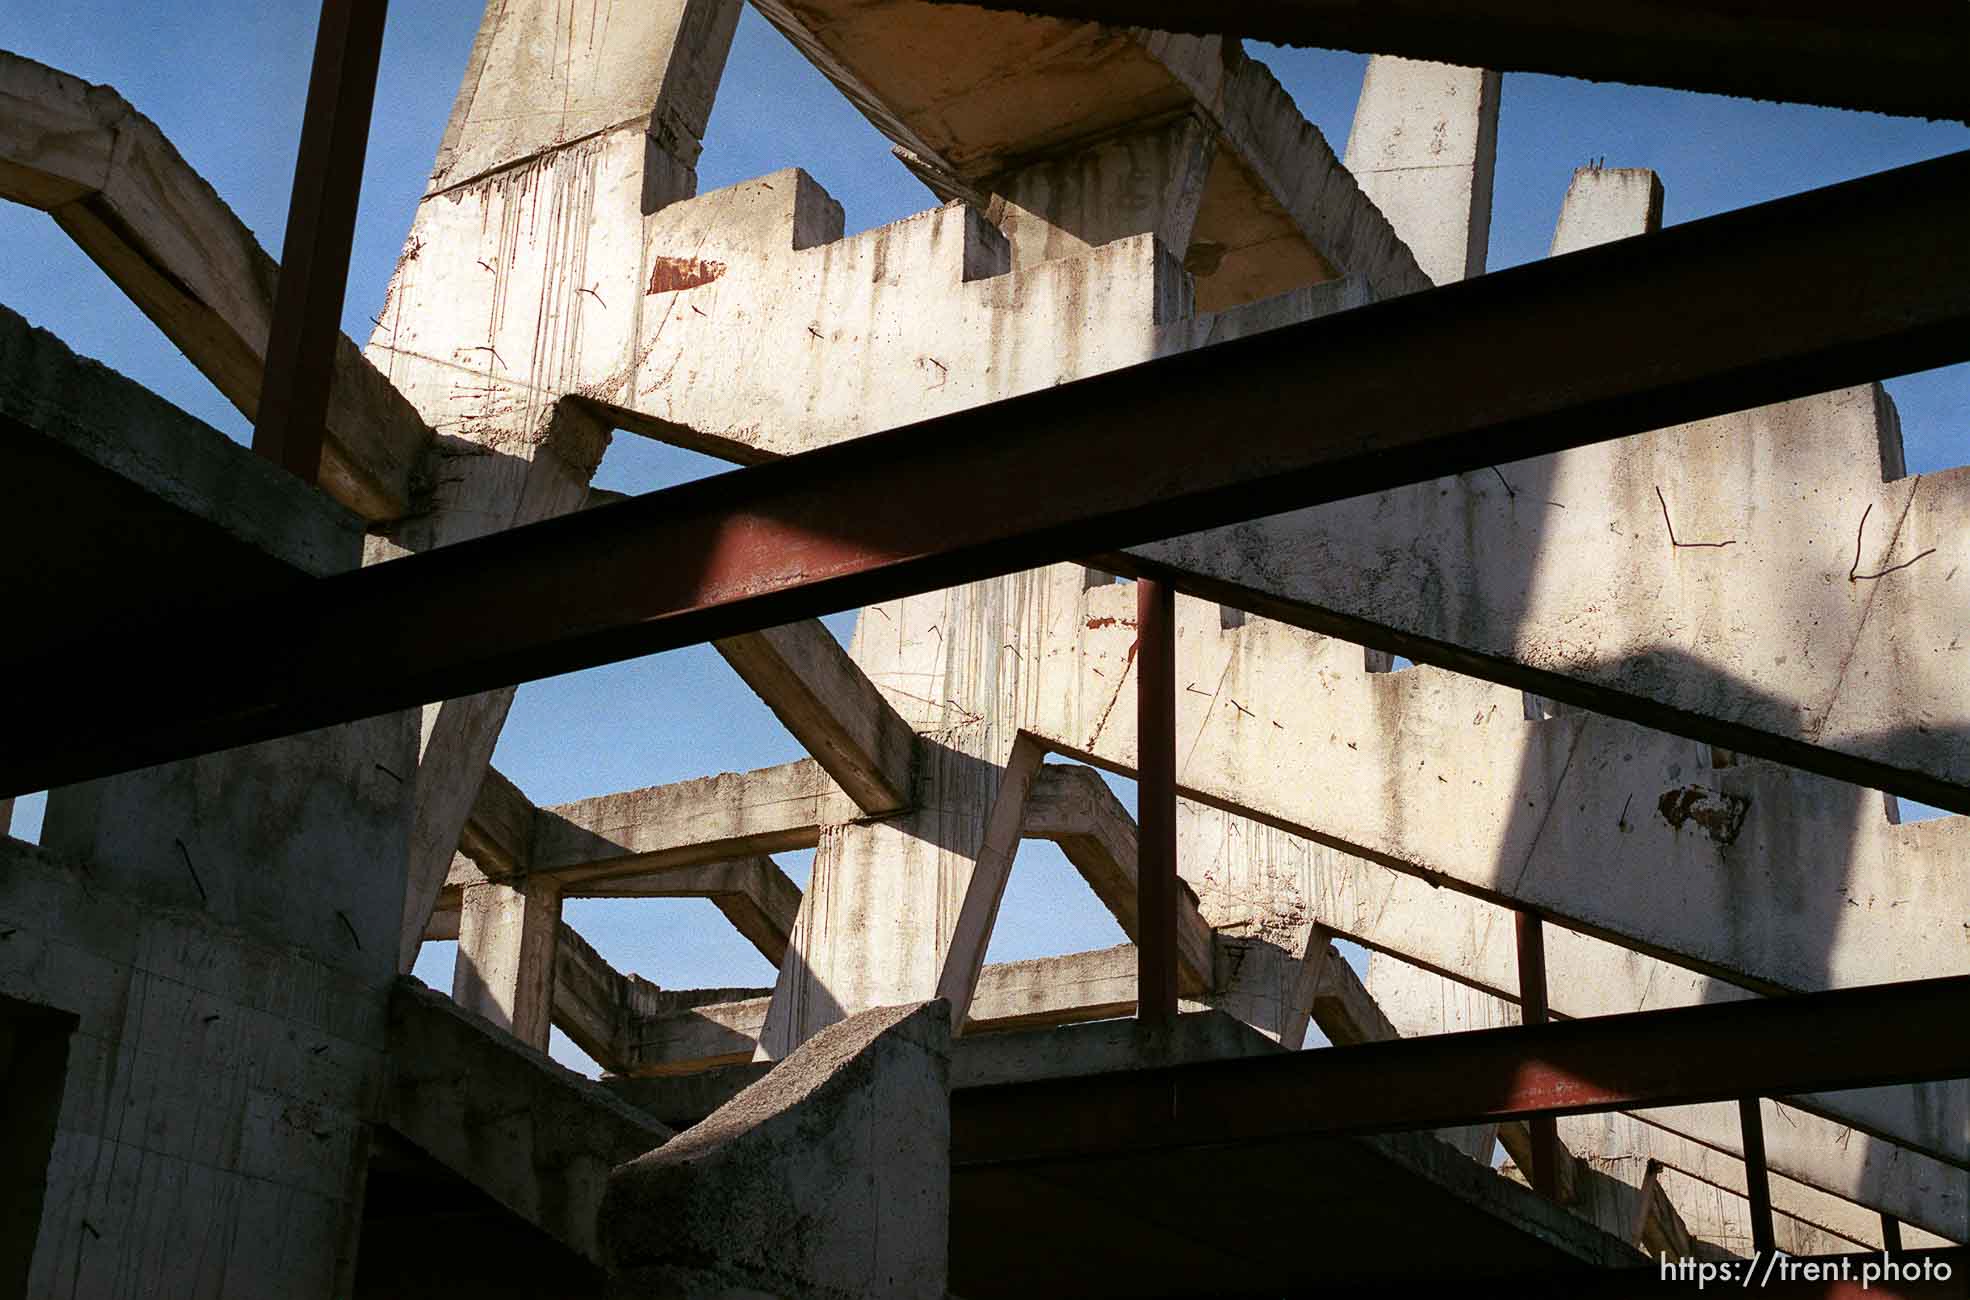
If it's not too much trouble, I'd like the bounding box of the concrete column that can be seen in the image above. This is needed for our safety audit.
[371,0,742,973]
[1344,55,1502,285]
[1550,165,1664,256]
[757,566,1089,1059]
[756,724,1010,1058]
[1207,930,1328,1050]
[453,876,563,1050]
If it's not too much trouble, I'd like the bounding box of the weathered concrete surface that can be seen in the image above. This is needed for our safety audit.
[427,0,739,201]
[0,305,360,588]
[756,724,1017,1058]
[1343,56,1500,285]
[747,4,1429,310]
[530,759,854,887]
[934,736,1048,1024]
[28,333,417,989]
[1365,952,1509,1164]
[713,620,918,814]
[0,52,430,521]
[1549,165,1662,256]
[982,112,1216,272]
[587,163,1375,463]
[953,1008,1276,1088]
[453,876,562,1051]
[1,838,389,1299]
[582,857,802,966]
[458,765,536,880]
[603,1000,951,1299]
[0,304,360,688]
[631,993,779,1076]
[387,979,672,1266]
[621,945,1221,1072]
[1560,1110,1963,1251]
[1129,164,1970,809]
[1358,939,1967,1238]
[1182,791,1968,1181]
[1026,582,1968,998]
[550,917,776,1076]
[1024,763,1214,994]
[553,921,649,1074]
[373,0,745,975]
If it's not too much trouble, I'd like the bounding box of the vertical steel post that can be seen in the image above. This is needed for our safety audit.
[1516,908,1560,1198]
[252,0,391,483]
[1136,577,1178,1024]
[1740,1097,1777,1256]
[1881,1213,1904,1256]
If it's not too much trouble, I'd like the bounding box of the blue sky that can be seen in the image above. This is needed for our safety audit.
[3,4,1963,1073]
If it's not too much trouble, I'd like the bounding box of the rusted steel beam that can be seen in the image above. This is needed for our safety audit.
[949,975,1970,1167]
[3,152,1967,797]
[922,0,1970,121]
[251,0,390,481]
[1516,909,1561,1199]
[1135,577,1178,1024]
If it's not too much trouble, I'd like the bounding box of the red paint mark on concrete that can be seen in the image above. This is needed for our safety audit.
[647,256,726,294]
[1086,616,1139,630]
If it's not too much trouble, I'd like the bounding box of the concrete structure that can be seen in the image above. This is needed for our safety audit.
[1,1,1963,1295]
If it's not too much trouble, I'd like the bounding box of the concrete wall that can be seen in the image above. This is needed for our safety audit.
[0,839,389,1298]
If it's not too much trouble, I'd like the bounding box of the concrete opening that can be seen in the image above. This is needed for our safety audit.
[0,996,76,1296]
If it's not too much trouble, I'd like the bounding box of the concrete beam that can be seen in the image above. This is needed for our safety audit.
[387,979,673,1266]
[1023,763,1214,995]
[531,759,852,887]
[1561,1110,1963,1252]
[458,763,536,879]
[628,994,773,1075]
[936,737,1048,1025]
[1361,942,1967,1241]
[583,856,803,967]
[1030,581,1968,998]
[622,945,1226,1072]
[0,51,430,522]
[1132,160,1970,811]
[1181,796,1967,1175]
[744,3,1430,310]
[17,155,1966,802]
[953,1009,1279,1089]
[714,620,917,814]
[757,723,1023,1058]
[428,0,739,201]
[1156,42,1437,307]
[964,945,1147,1032]
[551,920,641,1073]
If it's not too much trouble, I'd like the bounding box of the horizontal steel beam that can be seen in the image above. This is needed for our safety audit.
[3,152,1965,798]
[923,0,1970,121]
[949,975,1970,1167]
